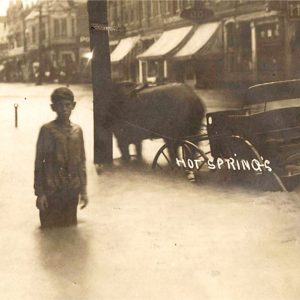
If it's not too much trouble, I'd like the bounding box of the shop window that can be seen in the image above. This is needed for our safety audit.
[267,29,272,38]
[238,23,251,72]
[289,3,300,17]
[225,22,236,72]
[16,32,22,47]
[226,23,235,49]
[257,23,281,43]
[185,61,194,80]
[147,61,158,77]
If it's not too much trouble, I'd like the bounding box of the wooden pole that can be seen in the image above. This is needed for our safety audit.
[87,0,113,165]
[37,3,43,85]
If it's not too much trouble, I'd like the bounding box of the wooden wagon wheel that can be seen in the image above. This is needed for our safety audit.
[152,140,211,180]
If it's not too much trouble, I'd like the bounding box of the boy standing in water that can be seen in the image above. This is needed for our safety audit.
[34,87,88,228]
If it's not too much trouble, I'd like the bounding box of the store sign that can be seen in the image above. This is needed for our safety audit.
[180,7,214,22]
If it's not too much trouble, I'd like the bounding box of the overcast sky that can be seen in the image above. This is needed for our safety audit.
[0,0,37,16]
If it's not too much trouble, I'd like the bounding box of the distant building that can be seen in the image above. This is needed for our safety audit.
[0,16,8,81]
[3,0,78,83]
[24,0,78,83]
[5,0,27,82]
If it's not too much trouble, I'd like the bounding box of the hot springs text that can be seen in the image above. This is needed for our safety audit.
[176,153,272,172]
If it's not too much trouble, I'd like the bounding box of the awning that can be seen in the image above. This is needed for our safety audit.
[137,26,193,60]
[110,36,140,63]
[173,22,222,60]
[235,10,281,22]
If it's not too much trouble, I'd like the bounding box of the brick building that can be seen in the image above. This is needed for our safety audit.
[0,16,8,81]
[2,0,78,83]
[107,0,300,87]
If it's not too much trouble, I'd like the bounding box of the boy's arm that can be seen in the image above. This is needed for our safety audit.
[34,127,46,197]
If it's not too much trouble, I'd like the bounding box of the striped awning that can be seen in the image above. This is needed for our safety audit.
[137,26,193,60]
[173,22,222,60]
[110,36,140,63]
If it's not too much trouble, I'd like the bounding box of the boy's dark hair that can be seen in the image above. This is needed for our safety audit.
[51,87,74,103]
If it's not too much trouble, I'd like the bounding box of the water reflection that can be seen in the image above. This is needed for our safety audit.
[35,225,91,299]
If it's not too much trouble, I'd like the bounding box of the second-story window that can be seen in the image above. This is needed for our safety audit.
[61,19,67,37]
[71,18,75,37]
[41,22,46,41]
[32,26,36,44]
[139,1,143,20]
[153,0,158,16]
[54,19,59,37]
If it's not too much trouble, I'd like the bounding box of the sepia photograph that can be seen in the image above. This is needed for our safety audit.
[0,0,300,299]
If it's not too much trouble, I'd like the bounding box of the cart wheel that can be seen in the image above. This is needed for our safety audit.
[225,135,287,192]
[152,140,210,178]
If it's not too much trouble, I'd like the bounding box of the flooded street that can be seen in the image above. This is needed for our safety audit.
[0,83,300,299]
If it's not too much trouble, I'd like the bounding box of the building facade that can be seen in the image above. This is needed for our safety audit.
[2,0,78,83]
[108,0,198,83]
[0,16,8,81]
[107,0,300,87]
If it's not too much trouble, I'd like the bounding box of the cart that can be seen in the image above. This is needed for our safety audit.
[152,79,300,191]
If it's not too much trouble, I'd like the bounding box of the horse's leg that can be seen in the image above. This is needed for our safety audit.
[118,141,130,162]
[165,140,177,166]
[135,141,142,162]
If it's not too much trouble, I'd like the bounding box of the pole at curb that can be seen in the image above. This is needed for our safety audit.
[14,104,18,128]
[87,0,113,166]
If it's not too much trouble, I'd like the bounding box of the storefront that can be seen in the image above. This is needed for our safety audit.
[223,10,285,85]
[110,35,140,82]
[137,26,193,83]
[172,22,223,88]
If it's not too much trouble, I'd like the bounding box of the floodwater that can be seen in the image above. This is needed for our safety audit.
[0,83,300,299]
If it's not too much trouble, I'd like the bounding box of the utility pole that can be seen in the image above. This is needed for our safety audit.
[36,3,43,85]
[87,0,113,165]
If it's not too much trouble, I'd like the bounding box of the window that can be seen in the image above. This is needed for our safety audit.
[41,22,46,41]
[32,26,36,44]
[153,0,158,16]
[16,32,22,47]
[148,61,158,77]
[139,1,143,20]
[54,19,59,37]
[165,0,171,14]
[61,19,67,37]
[71,18,75,37]
[173,0,179,14]
[183,0,192,9]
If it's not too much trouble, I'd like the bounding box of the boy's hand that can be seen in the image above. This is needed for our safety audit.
[36,195,48,211]
[80,193,88,209]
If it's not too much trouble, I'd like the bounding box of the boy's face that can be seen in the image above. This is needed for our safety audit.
[51,99,76,121]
